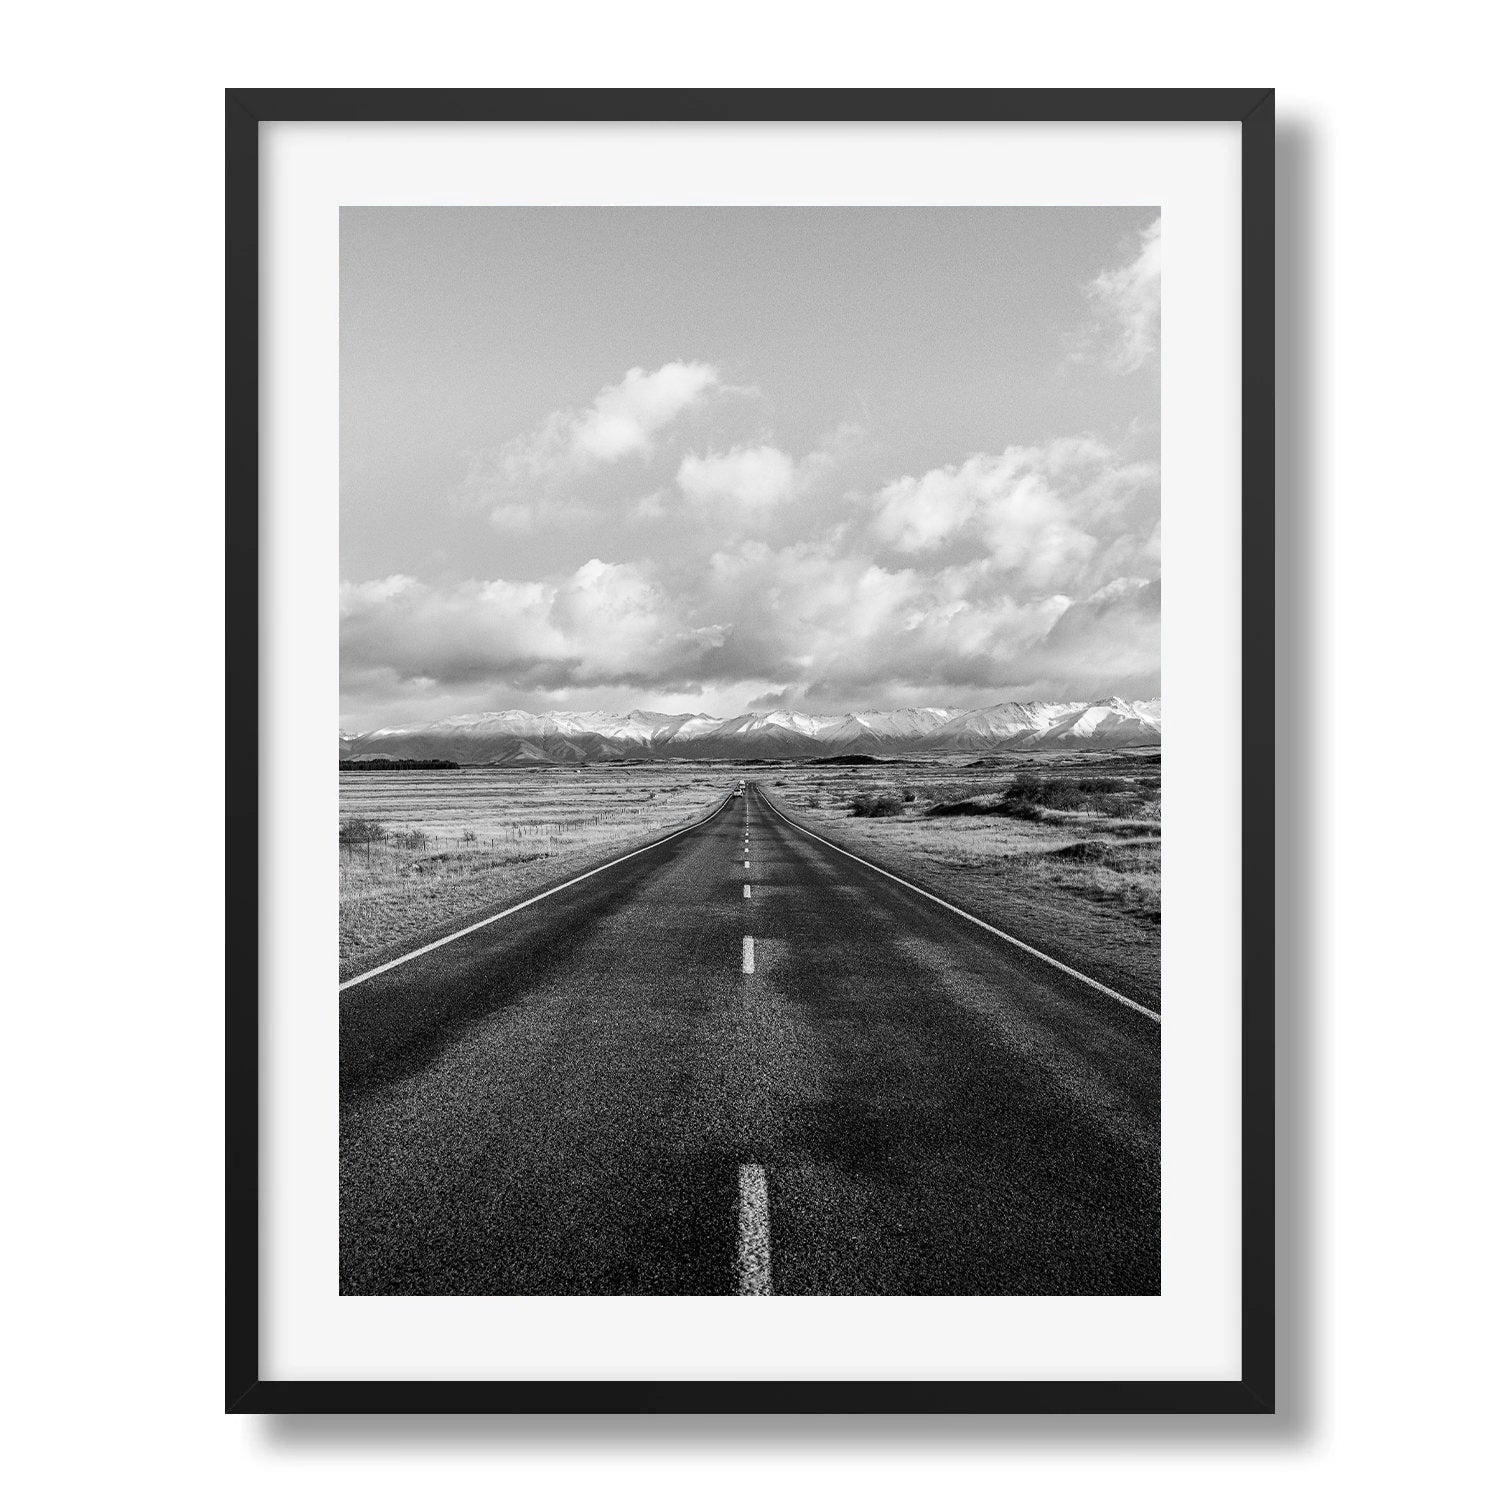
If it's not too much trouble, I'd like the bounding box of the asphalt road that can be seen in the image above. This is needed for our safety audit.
[340,782,1160,1296]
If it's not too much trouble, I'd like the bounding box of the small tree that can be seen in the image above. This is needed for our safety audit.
[339,816,387,864]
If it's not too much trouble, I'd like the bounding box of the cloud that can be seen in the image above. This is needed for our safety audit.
[563,362,723,465]
[345,381,1157,725]
[461,361,726,524]
[340,560,728,696]
[342,532,1158,723]
[747,686,799,710]
[1028,576,1161,693]
[674,423,865,522]
[343,421,1159,722]
[713,543,1090,698]
[872,437,1158,592]
[678,444,801,511]
[1077,217,1161,372]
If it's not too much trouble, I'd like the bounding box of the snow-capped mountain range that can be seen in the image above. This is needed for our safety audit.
[339,698,1161,764]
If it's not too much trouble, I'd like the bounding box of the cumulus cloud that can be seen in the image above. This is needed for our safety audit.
[344,420,1159,723]
[460,361,727,525]
[695,541,1080,699]
[342,532,1158,720]
[340,560,728,696]
[872,437,1158,593]
[678,445,801,512]
[1076,216,1161,372]
[344,343,1160,725]
[674,424,865,523]
[566,362,722,463]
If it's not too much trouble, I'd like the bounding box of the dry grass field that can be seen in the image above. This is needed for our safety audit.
[338,767,722,976]
[760,751,1161,1005]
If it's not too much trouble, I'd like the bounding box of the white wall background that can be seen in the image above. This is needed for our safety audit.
[3,3,1494,1495]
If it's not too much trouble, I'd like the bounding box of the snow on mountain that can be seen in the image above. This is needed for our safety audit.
[1029,696,1162,747]
[340,698,1160,764]
[926,701,1064,751]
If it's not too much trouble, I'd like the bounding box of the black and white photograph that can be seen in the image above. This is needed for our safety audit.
[338,205,1164,1298]
[13,12,1500,1489]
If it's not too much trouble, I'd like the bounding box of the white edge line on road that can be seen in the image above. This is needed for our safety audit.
[340,794,734,991]
[758,790,1160,1023]
[741,935,755,973]
[736,1164,772,1295]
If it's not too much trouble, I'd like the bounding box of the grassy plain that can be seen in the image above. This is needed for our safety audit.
[338,767,722,976]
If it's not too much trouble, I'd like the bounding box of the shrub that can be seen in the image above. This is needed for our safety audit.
[339,816,387,847]
[1003,774,1087,811]
[1044,838,1161,873]
[850,791,904,818]
[1007,770,1046,799]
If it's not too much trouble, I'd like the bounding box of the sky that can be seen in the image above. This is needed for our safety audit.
[341,207,1160,733]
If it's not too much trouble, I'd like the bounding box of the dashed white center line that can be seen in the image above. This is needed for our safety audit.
[735,1164,772,1295]
[743,860,750,869]
[741,935,755,973]
[743,884,752,898]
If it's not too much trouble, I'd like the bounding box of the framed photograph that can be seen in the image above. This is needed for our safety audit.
[227,88,1274,1414]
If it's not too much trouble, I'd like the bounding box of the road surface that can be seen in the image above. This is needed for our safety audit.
[340,782,1160,1295]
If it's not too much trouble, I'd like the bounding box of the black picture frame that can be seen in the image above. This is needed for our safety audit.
[226,87,1275,1416]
